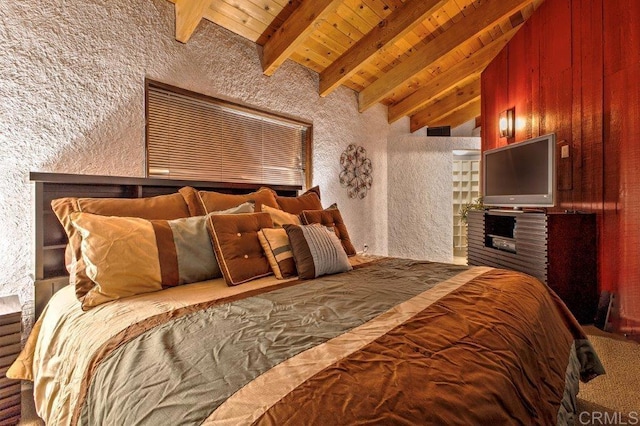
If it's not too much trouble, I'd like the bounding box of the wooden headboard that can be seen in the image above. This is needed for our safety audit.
[31,172,300,317]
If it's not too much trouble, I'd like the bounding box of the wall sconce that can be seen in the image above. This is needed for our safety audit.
[499,107,515,138]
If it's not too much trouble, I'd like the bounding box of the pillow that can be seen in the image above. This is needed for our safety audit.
[207,213,274,286]
[299,207,357,256]
[262,204,301,227]
[70,212,218,310]
[51,192,192,302]
[275,186,322,214]
[283,224,352,279]
[258,228,297,279]
[195,187,278,214]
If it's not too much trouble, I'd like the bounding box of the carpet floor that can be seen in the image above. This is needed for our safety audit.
[17,327,639,425]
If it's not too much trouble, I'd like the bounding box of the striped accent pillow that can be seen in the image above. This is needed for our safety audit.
[284,224,352,279]
[70,212,219,310]
[258,228,297,279]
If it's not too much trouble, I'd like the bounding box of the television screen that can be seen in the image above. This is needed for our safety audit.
[482,134,556,207]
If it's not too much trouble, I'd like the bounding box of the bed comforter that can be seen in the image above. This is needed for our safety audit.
[9,256,604,425]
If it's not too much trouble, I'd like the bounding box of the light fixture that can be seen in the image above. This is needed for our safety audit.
[499,107,515,138]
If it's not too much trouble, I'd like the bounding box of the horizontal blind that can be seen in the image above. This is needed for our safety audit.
[147,84,308,186]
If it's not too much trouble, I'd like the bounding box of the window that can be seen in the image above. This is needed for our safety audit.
[145,80,311,188]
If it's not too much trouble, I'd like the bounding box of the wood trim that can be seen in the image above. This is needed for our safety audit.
[261,0,342,76]
[174,0,214,43]
[30,172,302,193]
[318,0,449,97]
[358,0,534,112]
[409,78,481,131]
[411,96,482,132]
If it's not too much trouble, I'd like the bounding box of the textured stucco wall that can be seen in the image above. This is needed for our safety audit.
[388,119,479,262]
[0,0,389,331]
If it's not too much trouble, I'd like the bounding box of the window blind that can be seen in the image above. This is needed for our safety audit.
[146,82,310,187]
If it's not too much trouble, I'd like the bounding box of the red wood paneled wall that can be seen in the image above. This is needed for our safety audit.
[481,0,640,332]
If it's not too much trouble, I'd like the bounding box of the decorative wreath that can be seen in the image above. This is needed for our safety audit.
[339,144,373,199]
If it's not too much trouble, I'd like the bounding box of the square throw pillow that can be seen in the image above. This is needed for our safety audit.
[207,212,274,286]
[70,212,218,310]
[262,204,301,227]
[299,207,357,256]
[258,228,297,279]
[283,223,352,279]
[275,186,322,214]
[51,192,192,302]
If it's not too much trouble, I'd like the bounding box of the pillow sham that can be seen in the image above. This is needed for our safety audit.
[262,204,301,227]
[299,207,357,256]
[283,223,352,279]
[207,213,274,286]
[258,228,297,279]
[275,186,322,214]
[51,192,192,302]
[192,187,278,214]
[70,212,218,310]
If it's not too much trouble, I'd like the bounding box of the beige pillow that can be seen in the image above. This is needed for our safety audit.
[258,228,297,279]
[51,192,192,302]
[70,212,219,310]
[262,204,301,228]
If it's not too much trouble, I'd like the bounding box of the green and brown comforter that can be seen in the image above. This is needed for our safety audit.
[9,257,604,425]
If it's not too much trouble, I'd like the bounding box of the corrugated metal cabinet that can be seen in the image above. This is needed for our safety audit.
[467,210,597,324]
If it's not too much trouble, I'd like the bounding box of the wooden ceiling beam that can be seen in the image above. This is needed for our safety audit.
[409,78,481,132]
[318,0,449,97]
[388,26,520,123]
[359,0,533,112]
[174,0,214,43]
[416,97,483,131]
[261,0,342,76]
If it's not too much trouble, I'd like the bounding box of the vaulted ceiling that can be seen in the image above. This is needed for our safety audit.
[167,0,543,132]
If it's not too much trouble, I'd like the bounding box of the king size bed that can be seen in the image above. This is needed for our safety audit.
[9,173,604,425]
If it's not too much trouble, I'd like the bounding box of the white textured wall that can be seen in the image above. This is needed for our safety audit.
[388,118,479,262]
[0,0,388,331]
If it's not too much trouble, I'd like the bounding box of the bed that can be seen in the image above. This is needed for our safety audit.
[9,173,604,425]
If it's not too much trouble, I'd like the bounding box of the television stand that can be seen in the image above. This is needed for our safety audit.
[467,210,597,324]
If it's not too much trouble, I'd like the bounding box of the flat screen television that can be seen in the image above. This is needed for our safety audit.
[482,133,556,208]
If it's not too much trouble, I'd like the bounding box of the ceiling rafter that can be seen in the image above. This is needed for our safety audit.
[164,0,543,128]
[261,0,343,76]
[415,96,482,130]
[388,25,520,123]
[174,0,214,43]
[409,77,480,132]
[358,0,533,112]
[319,0,449,97]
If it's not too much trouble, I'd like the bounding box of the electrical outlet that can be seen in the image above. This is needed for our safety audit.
[363,244,369,253]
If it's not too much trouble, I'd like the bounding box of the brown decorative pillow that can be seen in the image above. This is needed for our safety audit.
[262,205,301,227]
[275,186,322,214]
[51,192,192,302]
[258,228,297,279]
[196,187,278,214]
[299,207,357,256]
[207,213,274,286]
[284,224,352,279]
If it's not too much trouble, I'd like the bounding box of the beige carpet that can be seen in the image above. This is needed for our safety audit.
[17,328,639,425]
[577,327,640,419]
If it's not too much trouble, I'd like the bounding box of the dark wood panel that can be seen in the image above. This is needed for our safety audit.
[481,48,509,153]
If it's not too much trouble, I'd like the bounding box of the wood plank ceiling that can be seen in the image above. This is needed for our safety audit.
[168,0,543,132]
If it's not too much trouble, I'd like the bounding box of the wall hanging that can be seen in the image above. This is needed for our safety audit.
[339,144,372,199]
